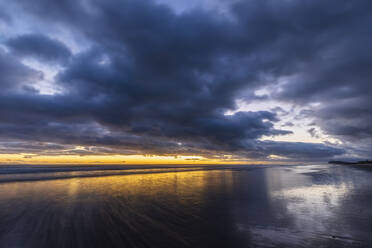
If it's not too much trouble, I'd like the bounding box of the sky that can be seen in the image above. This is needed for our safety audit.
[0,0,371,164]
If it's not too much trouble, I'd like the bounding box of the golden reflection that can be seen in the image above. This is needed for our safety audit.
[0,171,237,248]
[0,170,234,207]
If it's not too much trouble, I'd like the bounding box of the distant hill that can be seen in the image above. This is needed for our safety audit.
[328,160,372,171]
[329,160,372,165]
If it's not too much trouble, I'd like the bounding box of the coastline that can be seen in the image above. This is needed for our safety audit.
[329,161,372,171]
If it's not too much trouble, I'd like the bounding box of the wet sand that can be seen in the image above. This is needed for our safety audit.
[0,164,371,248]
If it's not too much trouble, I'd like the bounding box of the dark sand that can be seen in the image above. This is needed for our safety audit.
[0,164,371,248]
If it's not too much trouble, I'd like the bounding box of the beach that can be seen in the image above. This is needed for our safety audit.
[0,164,371,248]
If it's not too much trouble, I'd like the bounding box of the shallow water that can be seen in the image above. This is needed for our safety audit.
[0,164,371,248]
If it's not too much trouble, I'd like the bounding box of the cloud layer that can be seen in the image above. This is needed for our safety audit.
[1,0,371,162]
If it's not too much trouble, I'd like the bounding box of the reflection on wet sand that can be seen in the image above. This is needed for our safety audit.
[0,164,371,248]
[241,166,356,247]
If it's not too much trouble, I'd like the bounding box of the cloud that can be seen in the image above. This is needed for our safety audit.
[6,34,72,64]
[257,141,344,161]
[0,48,43,93]
[307,128,319,139]
[5,0,372,161]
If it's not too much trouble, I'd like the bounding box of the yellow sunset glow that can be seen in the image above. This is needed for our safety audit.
[0,154,259,165]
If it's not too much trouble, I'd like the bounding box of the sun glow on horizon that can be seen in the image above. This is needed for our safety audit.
[0,154,265,165]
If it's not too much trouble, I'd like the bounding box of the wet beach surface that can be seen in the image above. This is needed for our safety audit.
[0,164,371,248]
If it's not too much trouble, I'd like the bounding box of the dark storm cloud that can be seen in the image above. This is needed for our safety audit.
[6,34,72,64]
[316,98,372,141]
[307,128,319,139]
[0,9,11,23]
[3,0,372,160]
[0,48,43,92]
[258,141,345,160]
[232,0,372,149]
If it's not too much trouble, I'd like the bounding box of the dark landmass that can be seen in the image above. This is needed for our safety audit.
[329,160,372,171]
[329,160,372,165]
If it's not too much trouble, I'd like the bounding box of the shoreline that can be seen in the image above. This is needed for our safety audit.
[329,161,372,171]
